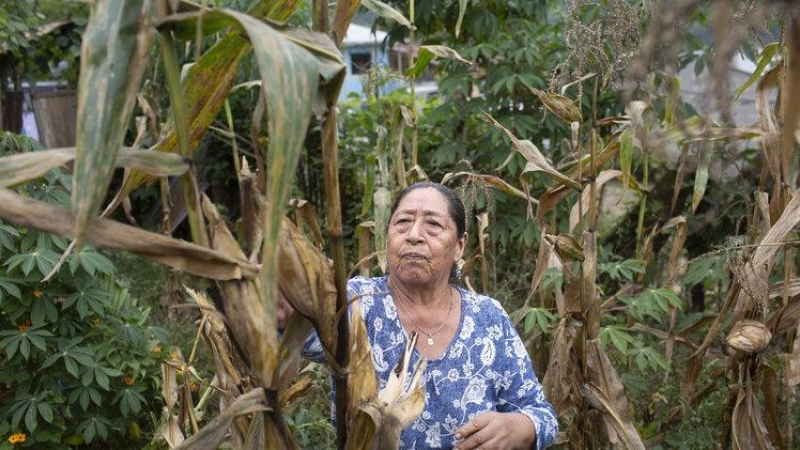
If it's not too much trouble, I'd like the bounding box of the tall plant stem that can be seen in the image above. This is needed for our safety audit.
[323,108,351,450]
[409,0,418,171]
[156,0,207,247]
[315,1,351,447]
[635,151,649,257]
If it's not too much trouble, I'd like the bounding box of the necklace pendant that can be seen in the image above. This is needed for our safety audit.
[426,337,434,346]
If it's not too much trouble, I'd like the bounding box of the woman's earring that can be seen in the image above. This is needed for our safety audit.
[454,265,462,280]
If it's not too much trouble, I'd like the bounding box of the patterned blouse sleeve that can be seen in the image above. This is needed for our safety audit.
[497,312,558,449]
[301,282,361,364]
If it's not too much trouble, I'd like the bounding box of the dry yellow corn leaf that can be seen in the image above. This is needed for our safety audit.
[585,339,645,449]
[174,389,269,450]
[483,111,581,191]
[0,189,258,280]
[202,195,278,387]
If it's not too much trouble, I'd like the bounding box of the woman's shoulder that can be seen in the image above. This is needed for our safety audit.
[347,275,389,295]
[459,288,511,321]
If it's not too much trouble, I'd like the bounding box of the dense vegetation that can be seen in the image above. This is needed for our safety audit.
[0,0,798,449]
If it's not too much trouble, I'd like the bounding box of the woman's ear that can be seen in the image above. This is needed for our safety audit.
[455,232,467,261]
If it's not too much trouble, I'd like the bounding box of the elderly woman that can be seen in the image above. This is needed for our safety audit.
[306,182,557,449]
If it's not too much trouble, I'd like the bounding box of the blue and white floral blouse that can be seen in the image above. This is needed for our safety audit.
[303,276,558,449]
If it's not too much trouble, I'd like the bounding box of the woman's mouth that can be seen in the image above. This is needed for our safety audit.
[402,252,428,261]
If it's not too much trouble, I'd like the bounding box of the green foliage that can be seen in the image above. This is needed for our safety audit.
[0,0,88,85]
[599,258,646,282]
[0,145,167,447]
[620,288,684,326]
[283,365,337,449]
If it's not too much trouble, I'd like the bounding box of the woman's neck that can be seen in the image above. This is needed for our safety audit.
[388,275,451,308]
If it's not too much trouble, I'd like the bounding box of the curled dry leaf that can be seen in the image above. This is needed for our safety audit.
[358,331,427,450]
[174,389,269,450]
[731,367,774,450]
[482,111,581,191]
[584,340,645,449]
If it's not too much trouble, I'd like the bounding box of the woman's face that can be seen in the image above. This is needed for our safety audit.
[387,187,466,289]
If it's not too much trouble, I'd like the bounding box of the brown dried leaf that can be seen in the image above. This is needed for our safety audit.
[276,313,314,394]
[279,371,314,407]
[356,330,427,450]
[542,318,578,417]
[202,195,278,387]
[482,112,581,191]
[0,147,188,188]
[661,216,687,283]
[441,172,539,204]
[733,189,800,320]
[782,17,800,190]
[755,62,783,182]
[347,300,379,423]
[788,321,800,387]
[185,287,243,386]
[766,293,800,335]
[0,189,258,280]
[527,228,556,307]
[277,217,338,356]
[174,389,269,450]
[584,340,645,449]
[731,368,774,450]
[569,170,626,233]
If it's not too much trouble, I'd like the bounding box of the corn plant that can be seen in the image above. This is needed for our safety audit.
[0,0,430,449]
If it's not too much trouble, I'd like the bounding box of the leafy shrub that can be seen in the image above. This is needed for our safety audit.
[0,134,167,448]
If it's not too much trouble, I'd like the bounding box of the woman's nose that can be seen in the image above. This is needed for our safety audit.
[406,220,423,242]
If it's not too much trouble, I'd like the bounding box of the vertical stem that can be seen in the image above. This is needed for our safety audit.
[223,99,242,190]
[323,107,350,450]
[409,0,419,171]
[156,0,208,247]
[315,2,349,448]
[635,151,649,257]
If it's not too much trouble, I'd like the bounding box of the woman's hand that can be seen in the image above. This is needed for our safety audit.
[454,411,536,450]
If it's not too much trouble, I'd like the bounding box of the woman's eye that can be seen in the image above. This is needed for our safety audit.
[427,220,443,228]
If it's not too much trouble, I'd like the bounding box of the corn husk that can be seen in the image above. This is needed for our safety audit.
[726,320,773,354]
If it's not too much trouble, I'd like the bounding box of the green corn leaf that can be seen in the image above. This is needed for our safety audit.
[72,0,155,247]
[405,45,472,79]
[619,128,633,189]
[455,0,468,38]
[734,42,779,98]
[186,9,344,323]
[360,0,411,28]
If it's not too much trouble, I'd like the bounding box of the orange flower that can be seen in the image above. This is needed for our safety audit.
[17,323,30,332]
[8,432,26,444]
[152,344,163,353]
[33,290,43,298]
[189,380,199,392]
[91,318,101,326]
[124,375,135,386]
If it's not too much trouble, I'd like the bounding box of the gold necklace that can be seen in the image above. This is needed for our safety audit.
[394,286,454,347]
